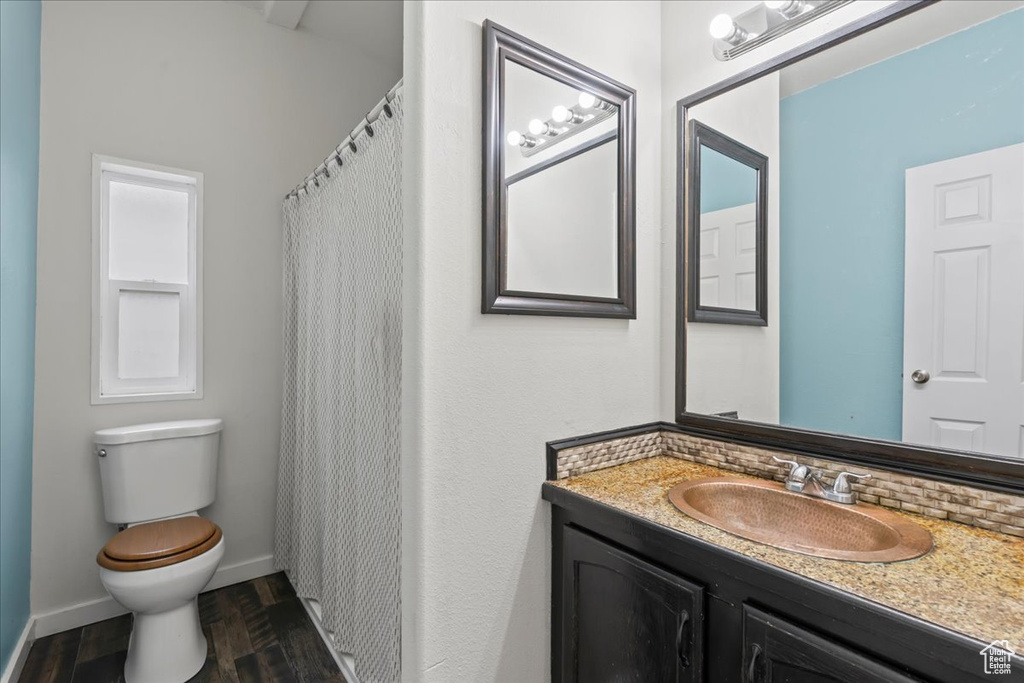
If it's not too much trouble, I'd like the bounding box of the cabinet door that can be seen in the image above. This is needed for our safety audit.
[742,606,923,683]
[559,526,704,683]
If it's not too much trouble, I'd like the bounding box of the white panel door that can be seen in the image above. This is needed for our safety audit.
[903,143,1024,458]
[699,203,757,310]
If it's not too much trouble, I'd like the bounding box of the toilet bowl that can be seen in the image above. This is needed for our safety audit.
[93,419,225,683]
[99,526,225,683]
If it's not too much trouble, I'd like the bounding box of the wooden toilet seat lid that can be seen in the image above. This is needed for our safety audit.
[98,517,222,572]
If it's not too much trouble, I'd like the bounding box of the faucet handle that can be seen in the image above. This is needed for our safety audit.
[771,456,808,483]
[771,455,800,473]
[772,456,813,492]
[832,471,871,494]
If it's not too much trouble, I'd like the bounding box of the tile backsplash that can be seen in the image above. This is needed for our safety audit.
[554,431,663,479]
[553,428,1024,538]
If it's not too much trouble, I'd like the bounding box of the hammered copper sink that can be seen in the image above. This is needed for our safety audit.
[668,477,933,563]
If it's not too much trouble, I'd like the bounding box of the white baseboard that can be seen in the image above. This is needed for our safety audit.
[205,553,275,593]
[1,619,34,683]
[32,554,276,639]
[33,594,128,639]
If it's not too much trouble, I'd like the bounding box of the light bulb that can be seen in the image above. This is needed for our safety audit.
[528,118,550,136]
[507,131,538,149]
[552,105,583,124]
[710,13,750,45]
[765,0,806,18]
[578,92,597,109]
[709,13,736,40]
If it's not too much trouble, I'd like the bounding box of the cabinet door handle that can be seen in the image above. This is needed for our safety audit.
[675,610,690,668]
[746,643,763,683]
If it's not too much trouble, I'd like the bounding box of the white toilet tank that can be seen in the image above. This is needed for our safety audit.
[94,419,223,524]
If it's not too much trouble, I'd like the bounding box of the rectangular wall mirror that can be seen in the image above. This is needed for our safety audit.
[677,1,1024,489]
[483,20,636,318]
[688,119,768,325]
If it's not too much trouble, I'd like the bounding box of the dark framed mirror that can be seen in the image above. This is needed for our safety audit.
[483,20,636,318]
[688,120,768,326]
[675,0,1024,492]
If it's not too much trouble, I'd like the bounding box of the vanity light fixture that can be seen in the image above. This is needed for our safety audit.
[509,92,617,158]
[711,0,853,61]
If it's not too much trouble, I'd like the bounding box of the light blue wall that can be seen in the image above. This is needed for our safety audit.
[779,10,1024,440]
[0,0,41,670]
[700,144,756,213]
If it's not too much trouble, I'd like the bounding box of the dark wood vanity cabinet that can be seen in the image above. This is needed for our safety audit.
[548,488,999,683]
[560,527,703,683]
[742,606,921,683]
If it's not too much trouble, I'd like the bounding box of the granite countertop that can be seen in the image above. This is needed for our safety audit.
[548,456,1024,651]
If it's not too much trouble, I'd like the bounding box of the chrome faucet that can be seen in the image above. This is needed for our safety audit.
[771,456,871,505]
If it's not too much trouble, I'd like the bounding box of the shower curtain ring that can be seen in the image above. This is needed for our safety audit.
[349,141,357,153]
[365,124,374,137]
[383,103,393,118]
[335,153,343,167]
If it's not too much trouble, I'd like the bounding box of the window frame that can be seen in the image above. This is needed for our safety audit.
[91,155,204,404]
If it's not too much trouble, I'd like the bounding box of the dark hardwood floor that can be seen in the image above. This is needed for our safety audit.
[20,572,345,683]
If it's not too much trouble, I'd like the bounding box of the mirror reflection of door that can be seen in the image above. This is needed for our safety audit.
[688,118,768,327]
[903,143,1024,458]
[699,145,758,310]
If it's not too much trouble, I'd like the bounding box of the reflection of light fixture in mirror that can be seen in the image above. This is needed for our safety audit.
[712,1,853,61]
[765,0,808,19]
[510,97,618,159]
[552,105,584,124]
[709,14,749,45]
[506,130,538,148]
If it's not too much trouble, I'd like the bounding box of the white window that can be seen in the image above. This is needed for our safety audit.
[92,156,203,404]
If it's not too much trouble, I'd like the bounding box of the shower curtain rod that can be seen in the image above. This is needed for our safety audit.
[285,77,404,200]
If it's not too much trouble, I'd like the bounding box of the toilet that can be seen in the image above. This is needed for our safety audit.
[94,419,226,683]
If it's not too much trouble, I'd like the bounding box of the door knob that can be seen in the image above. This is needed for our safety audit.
[911,369,930,384]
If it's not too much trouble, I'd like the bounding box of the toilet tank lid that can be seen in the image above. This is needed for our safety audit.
[94,419,223,445]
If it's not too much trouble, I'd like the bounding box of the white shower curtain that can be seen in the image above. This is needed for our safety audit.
[275,90,402,683]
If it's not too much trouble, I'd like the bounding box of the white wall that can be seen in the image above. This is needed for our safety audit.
[32,0,399,618]
[685,75,781,423]
[401,2,662,681]
[658,0,898,418]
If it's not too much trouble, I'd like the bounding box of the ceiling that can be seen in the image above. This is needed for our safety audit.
[226,0,402,73]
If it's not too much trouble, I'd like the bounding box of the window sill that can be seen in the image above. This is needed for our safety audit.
[91,388,203,406]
